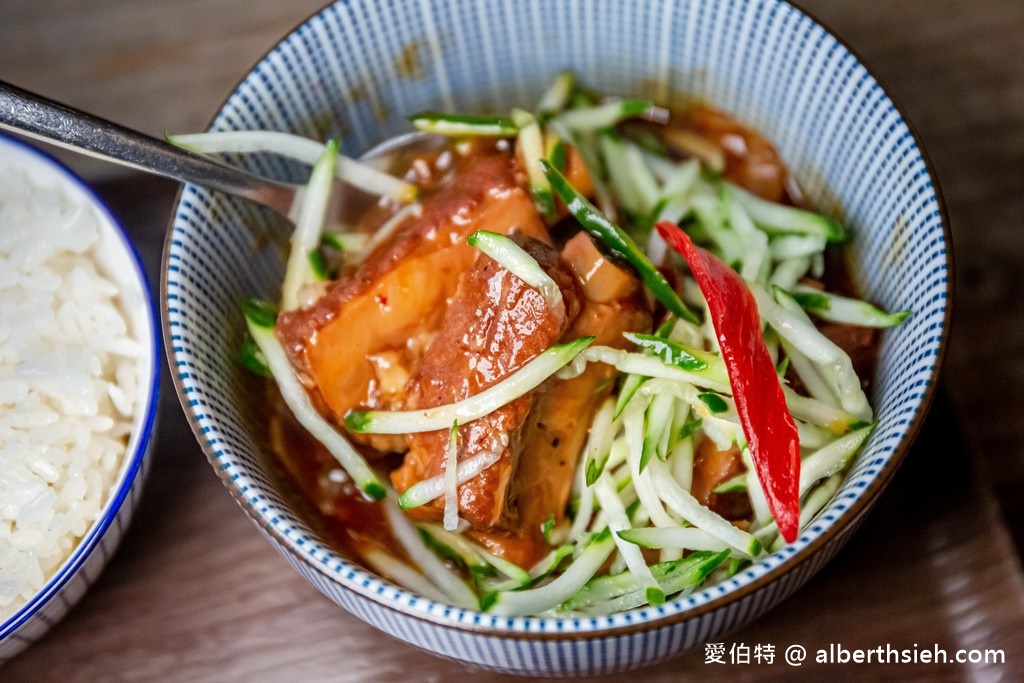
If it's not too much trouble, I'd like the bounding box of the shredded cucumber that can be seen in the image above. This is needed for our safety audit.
[729,181,846,243]
[363,549,452,604]
[554,99,658,132]
[395,445,500,511]
[468,230,563,312]
[565,551,730,615]
[382,495,478,608]
[244,300,383,500]
[347,337,595,434]
[799,425,873,495]
[485,529,616,616]
[593,478,665,606]
[648,458,762,558]
[281,140,338,311]
[562,345,730,395]
[617,526,731,553]
[511,109,555,218]
[536,70,575,115]
[167,130,418,202]
[791,285,911,328]
[409,111,517,137]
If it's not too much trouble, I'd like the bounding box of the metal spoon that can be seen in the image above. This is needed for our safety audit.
[0,80,442,217]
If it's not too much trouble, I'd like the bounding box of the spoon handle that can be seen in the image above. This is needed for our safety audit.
[0,80,295,216]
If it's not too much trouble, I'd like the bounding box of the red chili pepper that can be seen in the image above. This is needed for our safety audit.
[656,221,800,542]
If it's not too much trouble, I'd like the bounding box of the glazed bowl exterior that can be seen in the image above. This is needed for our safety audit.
[0,134,160,663]
[163,0,951,675]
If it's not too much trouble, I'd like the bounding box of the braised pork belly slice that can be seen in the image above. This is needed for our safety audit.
[275,152,549,453]
[391,236,581,529]
[468,233,653,567]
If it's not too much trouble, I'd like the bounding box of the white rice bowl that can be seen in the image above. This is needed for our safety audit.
[0,134,157,657]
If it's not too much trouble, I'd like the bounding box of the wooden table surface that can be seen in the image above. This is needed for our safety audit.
[2,1,1023,680]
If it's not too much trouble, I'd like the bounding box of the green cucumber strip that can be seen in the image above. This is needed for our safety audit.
[380,498,478,609]
[614,373,646,421]
[238,333,271,378]
[727,558,751,579]
[282,139,339,311]
[540,515,556,545]
[487,544,576,593]
[562,550,730,612]
[775,354,792,378]
[530,545,575,580]
[545,135,568,173]
[729,181,846,243]
[442,421,460,531]
[769,233,828,260]
[713,472,747,494]
[574,346,731,396]
[628,128,671,159]
[242,298,278,329]
[622,403,679,529]
[583,398,616,487]
[536,70,575,114]
[593,478,665,606]
[648,458,762,557]
[769,256,812,291]
[792,285,911,328]
[486,528,616,616]
[512,108,555,218]
[799,424,874,496]
[541,160,699,323]
[660,157,701,201]
[779,336,841,408]
[416,525,491,573]
[617,526,731,553]
[245,314,384,501]
[768,286,872,421]
[346,336,595,434]
[642,391,675,468]
[784,387,863,434]
[698,392,729,414]
[625,498,645,525]
[361,549,452,605]
[554,99,656,132]
[691,187,747,268]
[468,230,562,310]
[614,318,679,420]
[623,333,711,372]
[678,416,703,441]
[308,248,329,281]
[167,130,418,202]
[420,524,531,586]
[600,130,645,215]
[758,471,846,550]
[769,473,846,552]
[788,288,831,311]
[321,232,369,253]
[585,458,605,488]
[409,111,518,137]
[398,449,499,510]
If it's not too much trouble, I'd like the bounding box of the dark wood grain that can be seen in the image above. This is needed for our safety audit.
[1,1,1022,680]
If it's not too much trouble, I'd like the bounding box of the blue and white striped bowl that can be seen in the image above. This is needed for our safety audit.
[163,0,951,675]
[0,134,160,663]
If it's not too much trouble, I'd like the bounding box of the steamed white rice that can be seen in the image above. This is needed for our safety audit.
[0,164,140,621]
